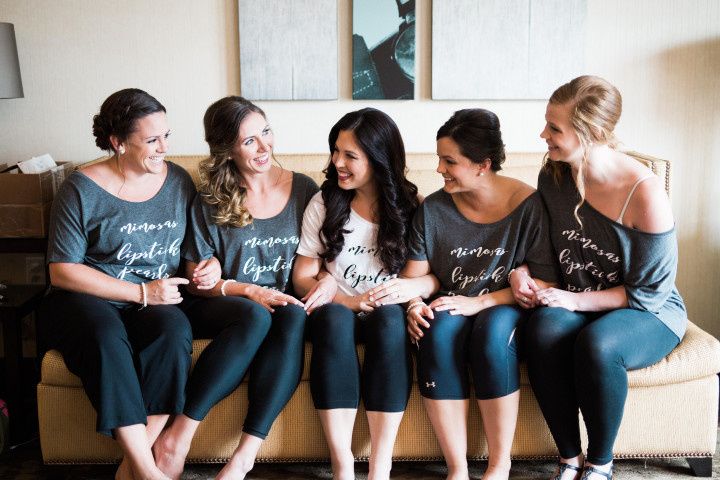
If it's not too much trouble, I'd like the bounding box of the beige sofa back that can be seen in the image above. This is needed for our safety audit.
[151,150,670,197]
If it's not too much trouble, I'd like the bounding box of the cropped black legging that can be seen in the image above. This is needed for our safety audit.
[524,307,680,465]
[308,303,411,412]
[182,296,306,439]
[416,304,529,400]
[37,289,193,436]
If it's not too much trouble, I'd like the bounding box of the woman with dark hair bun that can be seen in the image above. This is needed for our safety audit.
[38,88,219,480]
[402,109,557,480]
[293,108,428,480]
[152,96,324,480]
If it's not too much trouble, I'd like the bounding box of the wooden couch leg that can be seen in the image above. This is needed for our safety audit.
[686,457,712,477]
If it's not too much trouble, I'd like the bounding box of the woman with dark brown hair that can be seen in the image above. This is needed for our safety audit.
[39,88,219,480]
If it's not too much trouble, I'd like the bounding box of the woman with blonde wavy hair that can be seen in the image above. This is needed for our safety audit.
[153,96,333,480]
[516,76,687,480]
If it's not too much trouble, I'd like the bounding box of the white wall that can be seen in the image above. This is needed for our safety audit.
[0,0,718,337]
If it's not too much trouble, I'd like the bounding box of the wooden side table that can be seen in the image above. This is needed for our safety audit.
[0,284,46,443]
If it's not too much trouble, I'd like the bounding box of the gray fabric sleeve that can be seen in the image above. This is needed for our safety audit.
[182,195,216,263]
[621,229,678,314]
[524,198,560,284]
[47,176,87,264]
[407,204,428,261]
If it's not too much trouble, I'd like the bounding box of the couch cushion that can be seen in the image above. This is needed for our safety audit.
[40,322,720,389]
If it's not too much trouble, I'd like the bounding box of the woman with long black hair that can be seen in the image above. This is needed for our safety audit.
[293,108,431,480]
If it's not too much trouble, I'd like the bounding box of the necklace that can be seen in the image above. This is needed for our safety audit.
[115,154,127,197]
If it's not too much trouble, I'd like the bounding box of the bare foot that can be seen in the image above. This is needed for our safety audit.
[215,455,254,480]
[446,464,470,480]
[482,462,511,480]
[330,452,355,480]
[116,458,134,480]
[152,429,190,480]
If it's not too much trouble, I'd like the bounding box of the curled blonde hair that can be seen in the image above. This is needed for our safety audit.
[543,75,622,226]
[198,96,267,227]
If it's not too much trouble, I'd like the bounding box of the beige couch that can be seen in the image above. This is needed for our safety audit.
[37,153,720,476]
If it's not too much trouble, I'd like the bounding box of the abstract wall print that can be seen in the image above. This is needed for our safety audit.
[432,0,586,100]
[239,0,337,100]
[353,0,416,99]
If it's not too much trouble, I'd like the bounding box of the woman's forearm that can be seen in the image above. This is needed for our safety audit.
[50,263,143,304]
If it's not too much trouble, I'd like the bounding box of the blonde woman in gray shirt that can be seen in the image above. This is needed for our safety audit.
[519,76,687,480]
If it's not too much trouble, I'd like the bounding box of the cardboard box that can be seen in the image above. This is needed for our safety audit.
[0,202,52,237]
[0,161,74,204]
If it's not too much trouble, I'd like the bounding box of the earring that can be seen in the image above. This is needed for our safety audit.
[480,172,485,176]
[118,146,125,155]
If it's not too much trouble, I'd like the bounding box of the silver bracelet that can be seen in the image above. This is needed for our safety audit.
[220,279,236,296]
[508,268,517,281]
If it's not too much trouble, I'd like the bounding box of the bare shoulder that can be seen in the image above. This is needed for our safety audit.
[79,159,114,184]
[505,176,536,209]
[626,175,674,233]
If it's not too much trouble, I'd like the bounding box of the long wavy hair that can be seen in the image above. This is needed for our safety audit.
[320,108,419,275]
[542,75,622,226]
[199,96,267,227]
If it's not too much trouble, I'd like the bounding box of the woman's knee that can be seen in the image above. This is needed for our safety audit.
[574,323,623,371]
[308,303,354,344]
[142,307,194,353]
[472,306,521,349]
[525,307,585,347]
[421,310,469,351]
[274,303,307,335]
[364,305,406,343]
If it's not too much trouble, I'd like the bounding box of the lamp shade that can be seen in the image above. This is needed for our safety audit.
[0,22,24,99]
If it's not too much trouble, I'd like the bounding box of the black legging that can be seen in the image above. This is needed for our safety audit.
[524,306,679,464]
[308,303,411,412]
[38,289,193,436]
[182,296,306,439]
[416,304,528,400]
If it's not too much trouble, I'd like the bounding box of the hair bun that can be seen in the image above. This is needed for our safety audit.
[92,113,113,151]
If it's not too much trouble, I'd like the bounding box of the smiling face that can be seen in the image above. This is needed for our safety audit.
[331,129,374,193]
[231,111,273,175]
[436,136,484,193]
[117,111,170,174]
[540,102,583,164]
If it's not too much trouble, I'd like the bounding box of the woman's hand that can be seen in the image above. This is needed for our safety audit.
[192,257,222,290]
[145,277,190,305]
[302,274,338,314]
[428,295,485,317]
[337,291,375,313]
[535,287,579,311]
[407,302,433,341]
[509,267,540,309]
[368,278,422,306]
[245,284,304,313]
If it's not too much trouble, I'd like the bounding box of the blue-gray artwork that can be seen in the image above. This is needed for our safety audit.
[353,0,415,100]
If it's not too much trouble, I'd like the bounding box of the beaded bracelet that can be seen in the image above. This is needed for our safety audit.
[406,300,426,314]
[220,279,236,296]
